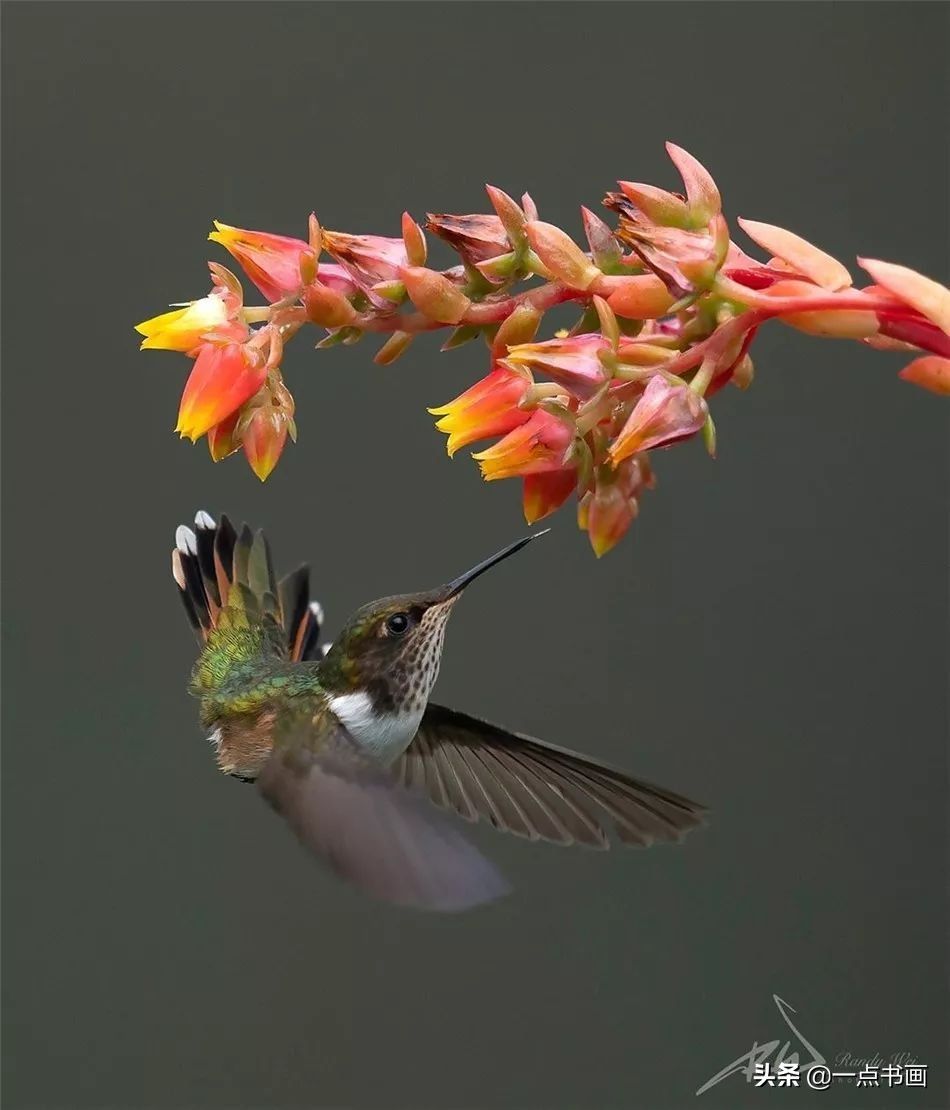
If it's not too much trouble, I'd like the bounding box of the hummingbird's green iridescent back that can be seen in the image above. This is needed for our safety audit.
[174,514,329,777]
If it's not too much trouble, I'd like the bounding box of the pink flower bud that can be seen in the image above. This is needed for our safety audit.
[579,457,654,556]
[504,334,610,400]
[525,221,601,290]
[426,210,510,265]
[241,406,292,481]
[609,375,707,464]
[323,231,409,286]
[586,478,637,557]
[234,373,296,481]
[607,193,729,295]
[401,266,471,324]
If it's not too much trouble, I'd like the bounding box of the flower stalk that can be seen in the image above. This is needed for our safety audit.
[136,142,949,555]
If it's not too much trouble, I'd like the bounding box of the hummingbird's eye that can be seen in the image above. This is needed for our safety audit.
[385,612,410,637]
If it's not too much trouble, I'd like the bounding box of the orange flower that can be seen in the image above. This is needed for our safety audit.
[429,367,532,457]
[522,468,577,524]
[206,411,241,462]
[176,342,267,441]
[473,408,575,480]
[209,222,314,303]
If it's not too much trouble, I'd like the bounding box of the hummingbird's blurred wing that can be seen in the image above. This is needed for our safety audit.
[394,704,707,848]
[257,726,509,912]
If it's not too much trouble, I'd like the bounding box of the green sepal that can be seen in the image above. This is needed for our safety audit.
[441,325,482,351]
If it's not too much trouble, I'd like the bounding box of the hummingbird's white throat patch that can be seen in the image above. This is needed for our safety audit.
[328,691,424,763]
[327,599,455,761]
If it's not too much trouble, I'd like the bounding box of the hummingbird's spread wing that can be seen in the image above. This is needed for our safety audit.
[394,704,707,848]
[257,724,509,913]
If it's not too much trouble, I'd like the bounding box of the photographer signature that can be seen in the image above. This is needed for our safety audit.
[696,994,825,1096]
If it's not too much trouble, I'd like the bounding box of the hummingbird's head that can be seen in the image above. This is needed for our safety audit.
[320,533,547,728]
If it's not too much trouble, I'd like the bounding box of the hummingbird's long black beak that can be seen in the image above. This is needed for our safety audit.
[442,530,550,600]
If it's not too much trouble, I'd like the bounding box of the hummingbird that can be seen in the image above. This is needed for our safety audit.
[172,511,706,912]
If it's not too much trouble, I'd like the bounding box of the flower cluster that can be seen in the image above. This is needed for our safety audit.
[136,143,949,550]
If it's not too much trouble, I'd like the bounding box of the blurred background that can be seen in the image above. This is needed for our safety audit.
[3,4,947,1108]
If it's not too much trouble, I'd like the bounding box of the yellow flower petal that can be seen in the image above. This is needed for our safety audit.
[135,306,189,338]
[135,296,229,351]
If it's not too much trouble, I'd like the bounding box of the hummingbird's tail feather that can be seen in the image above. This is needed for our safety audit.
[258,743,510,913]
[172,512,326,661]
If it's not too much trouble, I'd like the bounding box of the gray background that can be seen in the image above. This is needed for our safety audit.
[3,3,947,1108]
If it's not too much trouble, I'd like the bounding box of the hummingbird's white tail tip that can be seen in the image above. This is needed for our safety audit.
[175,524,197,556]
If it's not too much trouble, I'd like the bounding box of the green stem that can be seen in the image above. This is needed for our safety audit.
[243,307,273,324]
